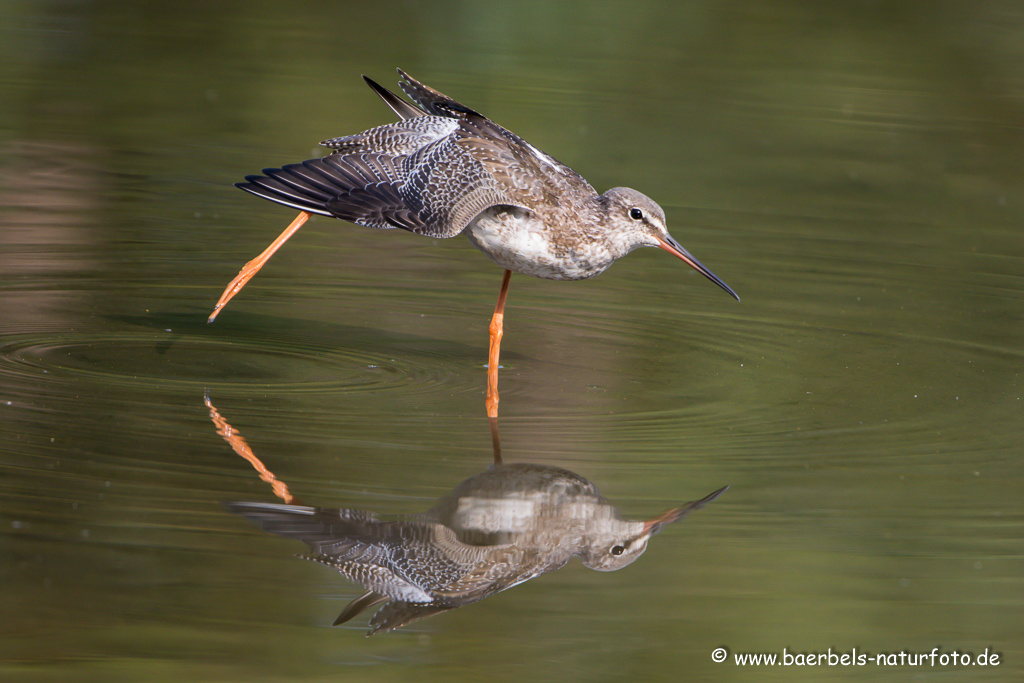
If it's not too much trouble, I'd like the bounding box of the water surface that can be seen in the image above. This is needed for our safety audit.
[2,2,1023,682]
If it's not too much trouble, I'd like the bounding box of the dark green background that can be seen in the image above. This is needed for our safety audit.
[2,1,1022,681]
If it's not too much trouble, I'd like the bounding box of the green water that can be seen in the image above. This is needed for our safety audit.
[2,1,1023,682]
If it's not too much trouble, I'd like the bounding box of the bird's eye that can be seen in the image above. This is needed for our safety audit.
[611,545,625,556]
[629,208,644,221]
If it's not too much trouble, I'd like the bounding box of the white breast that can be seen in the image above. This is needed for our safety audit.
[465,207,615,281]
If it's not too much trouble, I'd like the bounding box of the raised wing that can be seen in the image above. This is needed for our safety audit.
[396,69,595,209]
[236,69,595,238]
[362,74,426,121]
[319,116,456,155]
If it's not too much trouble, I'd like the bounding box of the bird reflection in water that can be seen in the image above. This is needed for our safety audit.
[208,395,727,635]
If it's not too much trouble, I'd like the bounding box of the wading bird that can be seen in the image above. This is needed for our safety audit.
[211,70,739,416]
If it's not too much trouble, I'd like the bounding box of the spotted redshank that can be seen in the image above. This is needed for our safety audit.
[227,465,727,635]
[210,70,739,416]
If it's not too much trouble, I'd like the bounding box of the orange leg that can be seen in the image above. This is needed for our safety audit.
[208,210,311,323]
[485,269,512,420]
[205,393,296,504]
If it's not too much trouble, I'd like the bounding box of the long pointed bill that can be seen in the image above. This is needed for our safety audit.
[656,236,740,301]
[642,485,730,536]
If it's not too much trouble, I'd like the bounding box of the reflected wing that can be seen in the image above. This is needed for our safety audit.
[224,502,381,544]
[226,502,506,601]
[367,601,459,635]
[333,590,389,626]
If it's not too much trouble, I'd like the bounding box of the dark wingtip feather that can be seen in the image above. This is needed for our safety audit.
[395,68,481,119]
[235,171,333,216]
[333,591,389,627]
[363,73,425,121]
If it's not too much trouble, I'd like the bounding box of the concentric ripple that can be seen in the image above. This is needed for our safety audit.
[0,330,483,399]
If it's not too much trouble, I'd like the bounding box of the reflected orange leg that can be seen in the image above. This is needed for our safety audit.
[489,415,502,466]
[485,269,512,420]
[205,393,296,504]
[208,210,311,323]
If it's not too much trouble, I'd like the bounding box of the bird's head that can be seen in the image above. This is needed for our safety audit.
[601,187,739,301]
[580,485,729,572]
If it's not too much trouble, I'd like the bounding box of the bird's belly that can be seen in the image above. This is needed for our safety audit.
[465,207,611,281]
